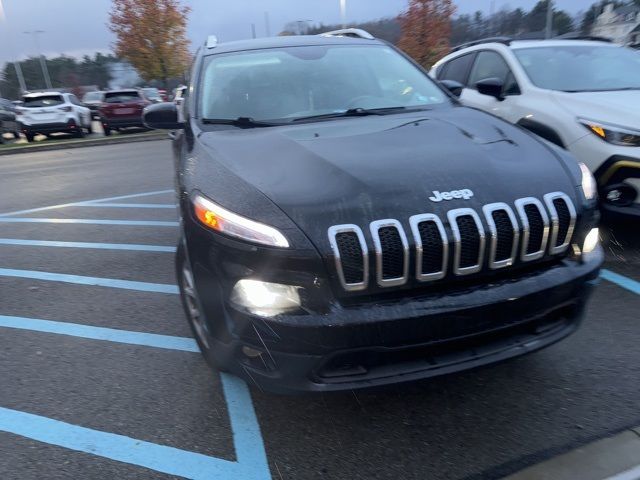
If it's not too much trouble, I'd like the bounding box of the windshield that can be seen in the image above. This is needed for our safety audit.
[22,95,64,107]
[82,92,103,101]
[143,88,160,97]
[104,91,140,103]
[200,45,448,123]
[514,45,640,92]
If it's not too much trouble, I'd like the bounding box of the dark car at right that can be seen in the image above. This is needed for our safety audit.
[144,29,604,394]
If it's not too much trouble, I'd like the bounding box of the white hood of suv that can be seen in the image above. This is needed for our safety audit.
[552,90,640,129]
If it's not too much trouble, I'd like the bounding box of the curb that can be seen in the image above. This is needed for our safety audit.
[0,132,168,156]
[505,428,640,480]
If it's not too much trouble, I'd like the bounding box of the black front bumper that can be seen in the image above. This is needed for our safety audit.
[197,247,602,394]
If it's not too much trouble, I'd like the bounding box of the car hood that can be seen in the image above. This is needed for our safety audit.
[552,90,640,128]
[197,107,578,250]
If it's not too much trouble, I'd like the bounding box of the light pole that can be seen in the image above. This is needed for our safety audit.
[340,0,347,29]
[24,30,53,90]
[545,0,554,39]
[0,0,28,94]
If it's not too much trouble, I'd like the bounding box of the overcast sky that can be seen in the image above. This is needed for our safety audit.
[0,0,589,66]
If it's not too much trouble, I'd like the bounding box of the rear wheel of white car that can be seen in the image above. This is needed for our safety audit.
[74,128,85,139]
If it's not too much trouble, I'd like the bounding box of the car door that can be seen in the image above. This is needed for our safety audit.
[459,50,522,122]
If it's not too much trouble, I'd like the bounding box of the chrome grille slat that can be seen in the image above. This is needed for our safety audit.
[482,203,519,270]
[447,208,486,276]
[328,224,369,291]
[369,219,409,287]
[543,192,576,255]
[515,197,550,262]
[409,214,448,281]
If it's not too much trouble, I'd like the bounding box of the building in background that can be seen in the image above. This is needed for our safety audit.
[592,3,640,45]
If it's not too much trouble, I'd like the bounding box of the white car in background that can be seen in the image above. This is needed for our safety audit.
[431,38,640,220]
[18,91,92,142]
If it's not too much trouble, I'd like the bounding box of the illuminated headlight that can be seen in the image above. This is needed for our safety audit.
[193,193,289,247]
[231,279,301,317]
[579,162,597,200]
[582,228,600,254]
[580,119,640,147]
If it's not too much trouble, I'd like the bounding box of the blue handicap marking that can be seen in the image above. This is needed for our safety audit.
[600,269,640,296]
[0,374,270,479]
[0,316,271,479]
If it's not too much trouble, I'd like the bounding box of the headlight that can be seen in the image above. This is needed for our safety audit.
[193,193,289,248]
[580,119,640,147]
[582,228,600,254]
[579,162,597,200]
[231,279,301,317]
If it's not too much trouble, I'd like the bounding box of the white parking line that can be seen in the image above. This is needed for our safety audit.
[0,239,176,252]
[0,189,173,217]
[0,218,179,226]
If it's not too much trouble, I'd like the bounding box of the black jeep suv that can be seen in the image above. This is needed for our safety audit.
[144,30,602,393]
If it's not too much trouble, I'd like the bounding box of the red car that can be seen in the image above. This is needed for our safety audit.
[99,89,151,135]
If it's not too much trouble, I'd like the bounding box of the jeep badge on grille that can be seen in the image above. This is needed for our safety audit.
[429,189,474,202]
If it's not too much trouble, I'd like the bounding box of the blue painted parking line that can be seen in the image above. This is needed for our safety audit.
[601,269,640,296]
[74,203,176,209]
[0,238,176,252]
[0,316,270,479]
[0,189,173,217]
[0,406,262,480]
[0,315,198,352]
[0,218,179,226]
[0,268,179,294]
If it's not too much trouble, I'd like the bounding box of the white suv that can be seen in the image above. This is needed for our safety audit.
[18,91,92,142]
[431,38,640,220]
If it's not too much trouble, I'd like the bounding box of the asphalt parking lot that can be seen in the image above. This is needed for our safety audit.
[0,140,639,480]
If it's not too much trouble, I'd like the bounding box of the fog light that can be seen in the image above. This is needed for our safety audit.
[231,279,301,317]
[582,228,600,254]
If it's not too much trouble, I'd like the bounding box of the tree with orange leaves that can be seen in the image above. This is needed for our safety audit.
[108,0,191,88]
[398,0,456,69]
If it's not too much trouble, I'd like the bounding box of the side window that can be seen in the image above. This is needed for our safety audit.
[468,51,520,95]
[438,53,476,86]
[69,95,81,106]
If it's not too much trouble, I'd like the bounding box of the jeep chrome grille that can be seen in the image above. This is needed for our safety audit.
[328,192,577,291]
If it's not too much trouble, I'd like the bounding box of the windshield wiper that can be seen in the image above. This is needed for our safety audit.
[201,117,280,128]
[291,106,425,123]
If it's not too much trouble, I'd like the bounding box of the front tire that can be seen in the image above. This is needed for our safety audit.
[103,124,111,136]
[25,133,35,143]
[74,127,85,138]
[176,241,226,370]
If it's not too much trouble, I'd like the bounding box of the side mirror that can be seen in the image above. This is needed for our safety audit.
[143,102,184,130]
[476,77,504,101]
[440,80,464,98]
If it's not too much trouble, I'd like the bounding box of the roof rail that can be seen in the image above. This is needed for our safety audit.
[206,35,218,49]
[553,34,612,43]
[319,28,375,40]
[450,36,513,53]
